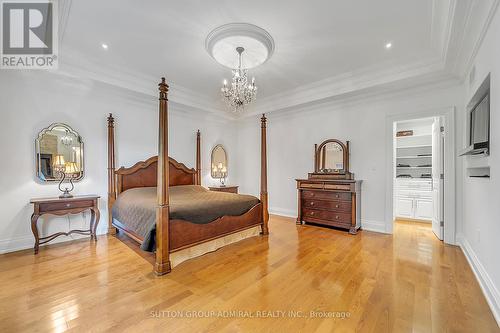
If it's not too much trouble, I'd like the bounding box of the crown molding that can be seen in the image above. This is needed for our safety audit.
[245,57,447,116]
[447,0,500,78]
[431,0,456,61]
[236,74,461,124]
[58,47,235,120]
[58,0,73,44]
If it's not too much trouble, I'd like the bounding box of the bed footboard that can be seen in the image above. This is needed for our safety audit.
[170,203,263,251]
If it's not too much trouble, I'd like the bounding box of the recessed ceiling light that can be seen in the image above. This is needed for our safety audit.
[101,43,109,50]
[385,42,393,49]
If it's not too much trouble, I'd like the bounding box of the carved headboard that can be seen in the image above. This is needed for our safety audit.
[115,156,197,195]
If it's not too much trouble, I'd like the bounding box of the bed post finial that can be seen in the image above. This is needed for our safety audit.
[260,114,269,235]
[196,130,201,185]
[158,77,169,100]
[107,113,116,235]
[155,77,171,275]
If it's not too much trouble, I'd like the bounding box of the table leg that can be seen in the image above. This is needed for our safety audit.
[31,214,40,254]
[90,208,100,241]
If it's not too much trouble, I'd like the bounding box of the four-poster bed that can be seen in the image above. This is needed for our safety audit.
[107,78,269,275]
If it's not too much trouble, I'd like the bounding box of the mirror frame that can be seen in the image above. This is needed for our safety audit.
[210,144,228,179]
[314,139,349,174]
[35,123,85,182]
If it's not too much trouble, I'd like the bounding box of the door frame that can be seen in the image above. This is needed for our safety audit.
[385,107,456,245]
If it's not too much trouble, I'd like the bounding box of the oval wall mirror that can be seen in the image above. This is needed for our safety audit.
[35,123,84,182]
[211,145,228,179]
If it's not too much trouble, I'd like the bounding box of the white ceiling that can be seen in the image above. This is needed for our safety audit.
[58,0,499,116]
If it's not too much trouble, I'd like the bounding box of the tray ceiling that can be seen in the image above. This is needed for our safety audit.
[58,0,498,116]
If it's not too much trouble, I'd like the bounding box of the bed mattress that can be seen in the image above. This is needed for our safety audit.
[112,185,260,251]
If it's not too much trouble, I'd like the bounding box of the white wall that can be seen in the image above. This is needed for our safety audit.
[0,71,237,253]
[235,84,463,232]
[458,4,500,323]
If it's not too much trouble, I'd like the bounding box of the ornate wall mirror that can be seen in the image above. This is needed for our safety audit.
[211,145,228,184]
[312,139,352,179]
[35,123,84,182]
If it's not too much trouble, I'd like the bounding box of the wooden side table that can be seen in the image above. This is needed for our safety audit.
[29,195,100,254]
[208,185,239,194]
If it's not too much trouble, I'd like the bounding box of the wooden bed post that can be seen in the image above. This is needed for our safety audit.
[260,114,269,235]
[155,78,171,275]
[196,130,201,185]
[107,113,117,235]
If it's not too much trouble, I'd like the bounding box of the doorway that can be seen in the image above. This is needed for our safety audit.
[385,107,456,245]
[393,117,444,240]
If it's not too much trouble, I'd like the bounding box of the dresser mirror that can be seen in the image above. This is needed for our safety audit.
[211,144,228,180]
[35,123,84,182]
[318,141,345,172]
[312,139,352,179]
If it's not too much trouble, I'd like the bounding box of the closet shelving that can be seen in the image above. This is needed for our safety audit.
[396,133,432,179]
[394,122,434,222]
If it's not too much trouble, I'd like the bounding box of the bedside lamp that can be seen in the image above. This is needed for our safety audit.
[53,154,65,171]
[215,162,227,186]
[53,155,79,198]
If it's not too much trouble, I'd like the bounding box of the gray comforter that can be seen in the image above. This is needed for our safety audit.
[112,185,259,251]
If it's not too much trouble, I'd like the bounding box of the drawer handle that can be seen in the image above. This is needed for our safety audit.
[335,204,339,208]
[310,202,315,206]
[335,194,339,198]
[335,216,339,219]
[310,212,315,216]
[66,204,71,208]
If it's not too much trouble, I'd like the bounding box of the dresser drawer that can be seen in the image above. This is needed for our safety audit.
[299,183,323,189]
[302,208,352,224]
[302,190,351,201]
[39,200,94,213]
[302,199,351,212]
[324,184,351,191]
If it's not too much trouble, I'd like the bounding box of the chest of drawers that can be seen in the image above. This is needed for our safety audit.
[296,179,362,234]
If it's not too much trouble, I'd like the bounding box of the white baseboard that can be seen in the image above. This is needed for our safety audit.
[457,234,500,326]
[269,207,296,218]
[0,229,107,254]
[0,235,34,254]
[361,219,388,234]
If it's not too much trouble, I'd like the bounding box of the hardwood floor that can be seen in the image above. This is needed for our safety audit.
[0,216,498,332]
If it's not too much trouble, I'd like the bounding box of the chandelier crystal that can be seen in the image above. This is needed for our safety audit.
[60,130,73,146]
[221,47,257,112]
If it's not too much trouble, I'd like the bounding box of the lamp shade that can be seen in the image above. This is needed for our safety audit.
[53,154,65,167]
[64,162,79,174]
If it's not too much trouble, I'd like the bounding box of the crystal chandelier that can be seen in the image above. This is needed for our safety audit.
[60,130,73,146]
[221,47,257,112]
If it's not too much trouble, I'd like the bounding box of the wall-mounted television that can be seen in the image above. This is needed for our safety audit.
[461,74,490,156]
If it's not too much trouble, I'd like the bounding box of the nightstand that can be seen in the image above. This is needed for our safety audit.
[208,185,239,194]
[29,195,100,254]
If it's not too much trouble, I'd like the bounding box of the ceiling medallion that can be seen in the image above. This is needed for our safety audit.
[206,23,274,112]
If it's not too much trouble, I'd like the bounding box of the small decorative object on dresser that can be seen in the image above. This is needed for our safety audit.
[208,185,238,194]
[30,195,100,254]
[296,139,362,234]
